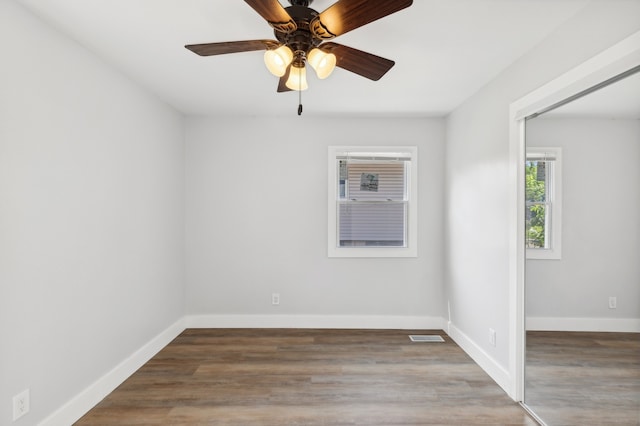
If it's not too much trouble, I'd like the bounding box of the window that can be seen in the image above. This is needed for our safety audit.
[526,147,562,259]
[328,146,417,257]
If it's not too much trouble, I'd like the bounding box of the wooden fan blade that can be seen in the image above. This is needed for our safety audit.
[245,0,297,33]
[311,0,412,39]
[320,42,395,81]
[185,40,280,56]
[277,66,292,92]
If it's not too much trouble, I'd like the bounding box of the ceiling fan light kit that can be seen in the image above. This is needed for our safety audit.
[286,63,309,90]
[264,45,294,77]
[307,48,336,79]
[185,0,413,112]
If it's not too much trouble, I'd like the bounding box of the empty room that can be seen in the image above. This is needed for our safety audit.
[1,0,639,425]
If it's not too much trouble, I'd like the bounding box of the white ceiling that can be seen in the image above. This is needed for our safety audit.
[17,0,592,117]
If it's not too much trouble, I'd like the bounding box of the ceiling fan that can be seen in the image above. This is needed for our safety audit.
[185,0,413,99]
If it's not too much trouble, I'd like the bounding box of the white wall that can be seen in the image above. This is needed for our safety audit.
[185,116,445,327]
[0,2,185,424]
[445,0,640,392]
[526,117,640,328]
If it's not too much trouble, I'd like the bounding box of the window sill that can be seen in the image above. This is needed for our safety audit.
[328,246,418,258]
[527,248,561,260]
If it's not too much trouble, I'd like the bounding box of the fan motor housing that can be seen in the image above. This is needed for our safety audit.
[275,5,322,58]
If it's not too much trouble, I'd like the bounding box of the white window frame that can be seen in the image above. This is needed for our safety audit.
[526,147,562,260]
[328,146,418,258]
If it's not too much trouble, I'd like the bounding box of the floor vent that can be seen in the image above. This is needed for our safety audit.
[409,335,445,343]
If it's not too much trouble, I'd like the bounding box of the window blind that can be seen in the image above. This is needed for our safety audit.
[526,153,557,161]
[338,161,407,246]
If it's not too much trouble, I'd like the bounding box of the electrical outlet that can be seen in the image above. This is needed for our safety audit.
[489,328,496,347]
[272,293,280,305]
[609,296,617,309]
[13,389,30,421]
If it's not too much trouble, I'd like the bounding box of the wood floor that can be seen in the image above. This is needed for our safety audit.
[525,331,640,426]
[76,328,536,425]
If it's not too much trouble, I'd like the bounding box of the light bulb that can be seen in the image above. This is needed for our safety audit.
[264,45,293,77]
[285,64,308,91]
[307,48,337,79]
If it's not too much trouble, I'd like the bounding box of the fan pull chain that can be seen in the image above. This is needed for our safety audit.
[298,65,303,116]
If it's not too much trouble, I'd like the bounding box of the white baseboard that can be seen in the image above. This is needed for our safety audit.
[185,314,446,330]
[39,318,185,426]
[527,317,640,332]
[446,322,512,397]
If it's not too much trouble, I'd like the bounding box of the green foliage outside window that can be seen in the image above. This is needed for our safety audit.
[526,162,547,248]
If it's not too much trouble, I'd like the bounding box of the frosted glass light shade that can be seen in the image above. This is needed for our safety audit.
[264,45,293,77]
[285,64,308,91]
[307,48,337,79]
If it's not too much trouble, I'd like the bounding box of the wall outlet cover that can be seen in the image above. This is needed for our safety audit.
[489,328,496,347]
[13,389,30,421]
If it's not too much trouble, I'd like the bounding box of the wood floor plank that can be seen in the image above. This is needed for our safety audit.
[525,331,640,426]
[75,329,536,425]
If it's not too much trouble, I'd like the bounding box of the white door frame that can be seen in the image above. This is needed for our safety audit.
[507,30,640,401]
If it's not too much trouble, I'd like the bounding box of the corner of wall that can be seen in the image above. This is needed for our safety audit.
[446,322,513,399]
